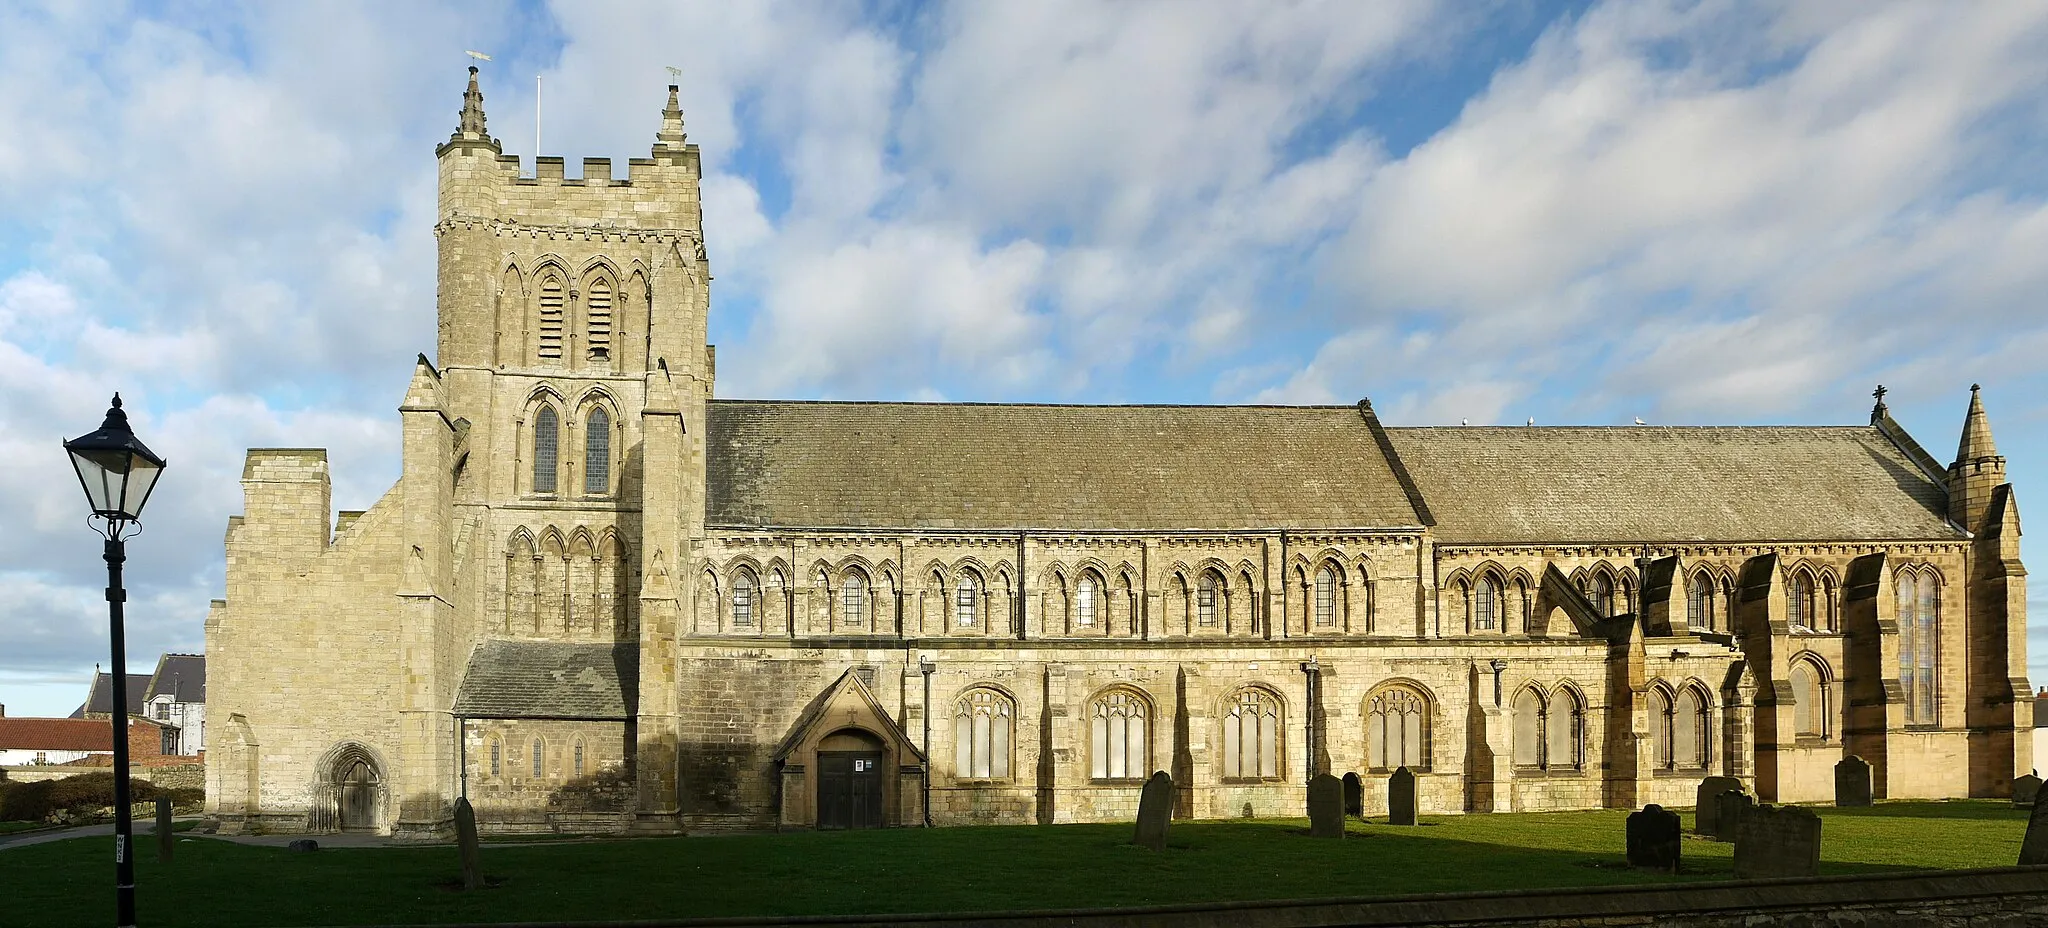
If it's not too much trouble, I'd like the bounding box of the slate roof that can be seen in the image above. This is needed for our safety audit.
[144,654,206,704]
[453,641,637,720]
[69,673,151,718]
[1385,426,1958,544]
[705,401,1425,531]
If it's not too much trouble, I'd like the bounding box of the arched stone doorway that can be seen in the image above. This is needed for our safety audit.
[340,759,379,831]
[311,742,387,834]
[816,728,885,830]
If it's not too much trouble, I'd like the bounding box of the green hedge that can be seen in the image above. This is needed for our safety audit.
[0,773,204,823]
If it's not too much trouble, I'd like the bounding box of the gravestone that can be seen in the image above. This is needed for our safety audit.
[1712,790,1754,843]
[156,798,173,863]
[454,797,483,891]
[1134,771,1172,851]
[286,839,319,853]
[2013,773,2041,809]
[1693,776,1743,836]
[1388,766,1418,826]
[1834,755,1873,807]
[1342,772,1363,819]
[1734,804,1822,878]
[1307,773,1344,838]
[2020,793,2048,865]
[1625,804,1682,873]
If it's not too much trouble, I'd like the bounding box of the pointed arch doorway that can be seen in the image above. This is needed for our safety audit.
[340,759,379,831]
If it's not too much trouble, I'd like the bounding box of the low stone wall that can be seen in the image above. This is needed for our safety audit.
[380,865,2048,928]
[1,763,205,788]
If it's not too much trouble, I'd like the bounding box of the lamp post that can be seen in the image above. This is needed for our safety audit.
[64,394,166,928]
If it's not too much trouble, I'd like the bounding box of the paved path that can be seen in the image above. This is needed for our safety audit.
[0,819,411,851]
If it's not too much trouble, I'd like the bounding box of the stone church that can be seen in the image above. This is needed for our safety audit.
[203,70,2031,837]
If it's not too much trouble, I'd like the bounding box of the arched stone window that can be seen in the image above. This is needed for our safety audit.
[1314,565,1336,627]
[732,569,757,627]
[954,688,1013,780]
[1789,571,1814,629]
[489,739,502,777]
[1821,574,1839,631]
[1221,687,1281,780]
[841,570,867,627]
[1687,572,1715,631]
[537,273,565,360]
[1367,686,1428,771]
[1548,686,1584,770]
[1474,576,1500,631]
[1592,573,1615,616]
[1090,688,1149,780]
[585,278,612,361]
[1896,567,1940,724]
[1677,687,1711,769]
[955,571,980,627]
[1649,688,1675,769]
[1791,658,1827,739]
[1197,572,1221,627]
[573,739,586,777]
[1076,573,1098,627]
[1512,688,1545,768]
[531,738,545,778]
[533,407,559,494]
[584,406,610,494]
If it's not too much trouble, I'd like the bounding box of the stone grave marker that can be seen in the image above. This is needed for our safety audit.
[1734,804,1821,878]
[1342,772,1363,819]
[1625,804,1682,873]
[2020,793,2048,865]
[1834,755,1873,807]
[156,798,173,863]
[1388,767,1418,826]
[1135,771,1173,851]
[286,839,319,853]
[1694,776,1743,836]
[1712,790,1754,843]
[455,796,484,891]
[2014,773,2041,809]
[1307,773,1344,838]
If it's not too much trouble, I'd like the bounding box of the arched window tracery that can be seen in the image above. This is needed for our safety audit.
[1367,686,1429,771]
[584,406,610,494]
[533,406,559,494]
[1222,687,1281,780]
[954,688,1013,780]
[1090,688,1149,780]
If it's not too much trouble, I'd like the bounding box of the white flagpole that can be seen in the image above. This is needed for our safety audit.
[535,74,543,170]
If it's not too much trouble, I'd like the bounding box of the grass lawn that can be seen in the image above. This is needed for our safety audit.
[2,801,2028,928]
[0,821,47,835]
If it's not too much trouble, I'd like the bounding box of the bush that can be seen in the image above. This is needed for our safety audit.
[0,773,188,824]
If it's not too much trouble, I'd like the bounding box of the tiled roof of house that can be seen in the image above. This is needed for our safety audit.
[69,672,151,718]
[1385,425,1958,544]
[0,718,127,752]
[705,401,1425,531]
[144,654,206,704]
[452,641,637,720]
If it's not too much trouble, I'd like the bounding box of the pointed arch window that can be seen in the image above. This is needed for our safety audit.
[1789,572,1814,629]
[489,739,502,777]
[954,688,1013,780]
[1650,689,1675,769]
[1314,566,1336,627]
[1791,660,1826,739]
[1821,575,1838,631]
[1687,573,1713,631]
[1512,688,1545,767]
[1675,688,1709,769]
[573,739,586,777]
[1474,576,1500,631]
[842,571,867,627]
[1367,686,1429,771]
[585,278,613,361]
[531,738,545,778]
[538,275,565,360]
[1548,687,1584,770]
[1222,688,1281,780]
[1076,574,1098,627]
[955,572,980,627]
[1090,689,1149,780]
[584,407,611,494]
[1897,569,1940,725]
[1197,572,1220,627]
[732,570,756,627]
[1592,573,1615,616]
[533,407,559,494]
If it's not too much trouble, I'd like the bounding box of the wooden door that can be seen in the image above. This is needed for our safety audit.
[817,751,884,830]
[340,760,377,831]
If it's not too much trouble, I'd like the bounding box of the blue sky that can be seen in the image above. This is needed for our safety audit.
[3,0,2047,716]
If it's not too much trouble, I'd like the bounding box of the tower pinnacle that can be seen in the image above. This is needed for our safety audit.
[655,84,687,151]
[1957,383,1998,464]
[440,65,500,155]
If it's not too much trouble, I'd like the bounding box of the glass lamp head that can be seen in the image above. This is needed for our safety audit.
[64,394,166,522]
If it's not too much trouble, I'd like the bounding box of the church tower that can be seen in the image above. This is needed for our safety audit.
[1945,385,2031,796]
[424,67,714,831]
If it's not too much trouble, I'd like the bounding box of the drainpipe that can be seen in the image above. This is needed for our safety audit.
[920,655,935,827]
[457,716,468,802]
[1301,655,1321,783]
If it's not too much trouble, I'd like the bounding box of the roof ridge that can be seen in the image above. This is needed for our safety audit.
[708,398,1357,410]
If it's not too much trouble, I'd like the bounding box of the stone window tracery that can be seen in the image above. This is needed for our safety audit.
[1896,567,1940,725]
[732,570,756,627]
[1076,574,1098,627]
[584,407,610,495]
[954,688,1013,780]
[955,572,979,627]
[1474,576,1500,631]
[842,571,866,627]
[1090,689,1149,780]
[1222,687,1281,780]
[533,407,559,494]
[1314,565,1336,627]
[1197,572,1220,627]
[1367,686,1428,771]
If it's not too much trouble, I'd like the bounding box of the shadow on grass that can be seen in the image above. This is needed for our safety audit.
[1819,800,2030,821]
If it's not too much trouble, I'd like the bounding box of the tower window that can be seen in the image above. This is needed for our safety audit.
[842,572,866,626]
[1197,573,1219,627]
[586,279,612,361]
[1076,575,1097,627]
[538,276,565,360]
[955,573,979,627]
[584,407,610,494]
[1314,566,1336,627]
[732,571,756,627]
[533,407,559,494]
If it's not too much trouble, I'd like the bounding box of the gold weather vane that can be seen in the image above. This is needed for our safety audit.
[465,50,492,61]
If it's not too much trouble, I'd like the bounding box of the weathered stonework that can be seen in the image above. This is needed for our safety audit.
[204,72,2031,838]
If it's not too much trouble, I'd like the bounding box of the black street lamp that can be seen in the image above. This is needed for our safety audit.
[64,394,166,928]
